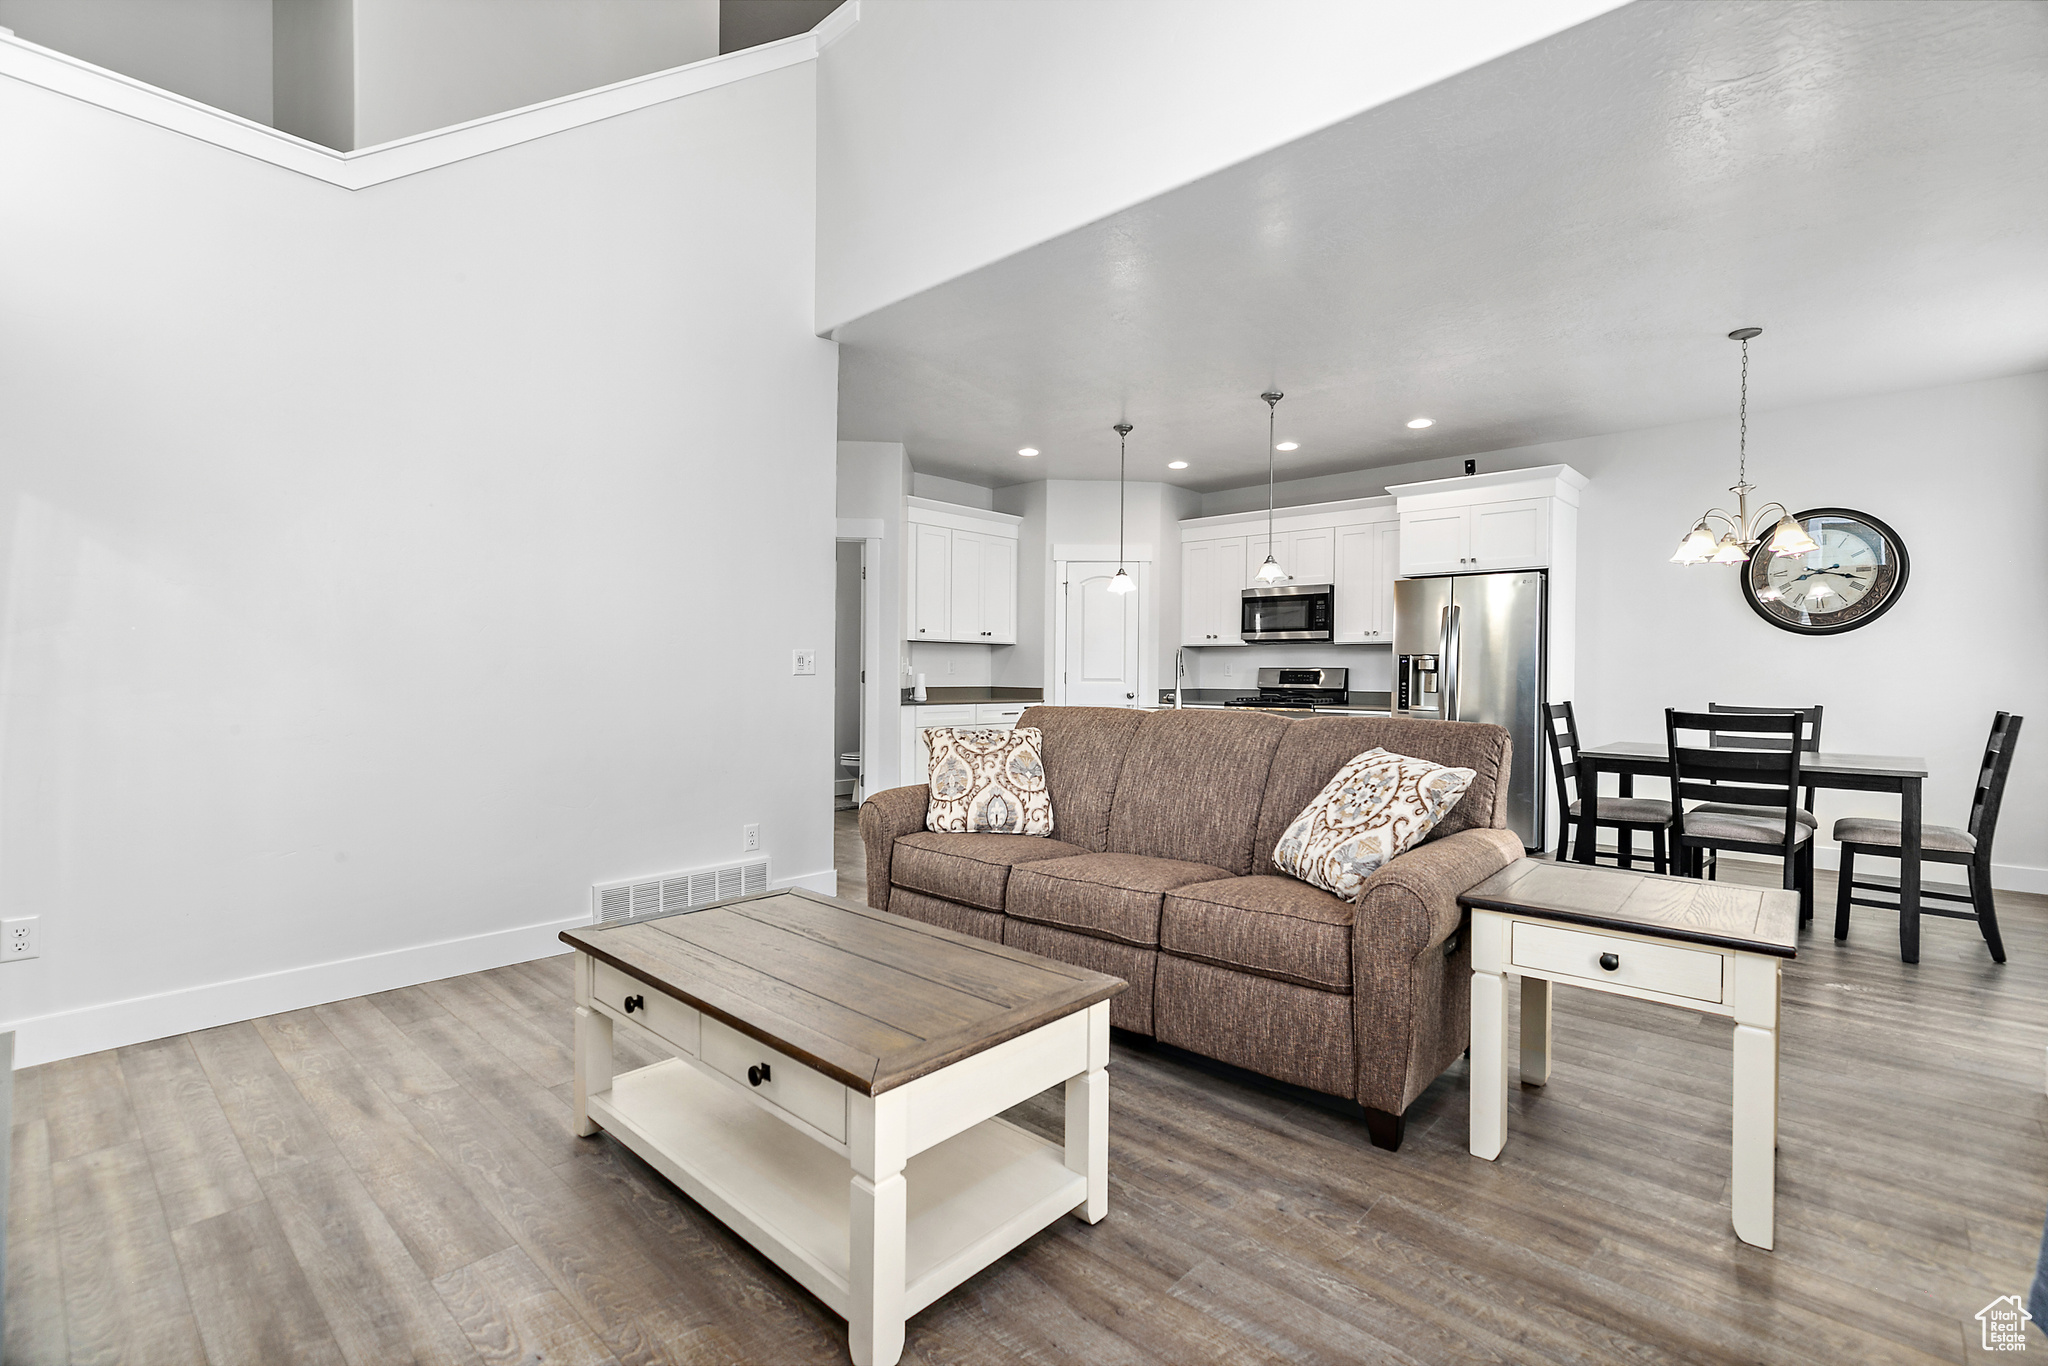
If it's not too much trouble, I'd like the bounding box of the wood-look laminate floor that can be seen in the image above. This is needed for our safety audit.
[6,809,2044,1365]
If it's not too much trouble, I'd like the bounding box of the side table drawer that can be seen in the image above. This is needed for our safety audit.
[1511,921,1724,1004]
[700,1014,848,1142]
[592,959,700,1055]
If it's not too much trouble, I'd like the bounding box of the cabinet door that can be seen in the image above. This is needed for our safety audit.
[1289,527,1335,585]
[1182,540,1217,645]
[1469,497,1548,570]
[980,535,1017,643]
[1372,522,1402,639]
[1398,507,1469,576]
[911,522,952,639]
[1332,524,1377,643]
[1211,537,1247,644]
[949,530,986,641]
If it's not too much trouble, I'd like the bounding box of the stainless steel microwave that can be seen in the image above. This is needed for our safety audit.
[1240,583,1334,641]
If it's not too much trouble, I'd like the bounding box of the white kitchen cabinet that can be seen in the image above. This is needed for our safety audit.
[905,500,1021,643]
[1334,520,1401,642]
[1180,536,1246,645]
[1247,527,1335,586]
[1396,495,1553,575]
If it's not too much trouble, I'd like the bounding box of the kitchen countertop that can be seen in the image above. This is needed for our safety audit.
[901,686,1045,707]
[1154,688,1393,715]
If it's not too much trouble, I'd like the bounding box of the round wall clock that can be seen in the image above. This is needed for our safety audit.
[1743,507,1909,634]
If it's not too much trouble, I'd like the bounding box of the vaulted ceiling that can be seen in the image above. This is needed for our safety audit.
[834,0,2048,491]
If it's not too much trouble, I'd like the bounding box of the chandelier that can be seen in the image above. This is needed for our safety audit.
[1670,328,1818,565]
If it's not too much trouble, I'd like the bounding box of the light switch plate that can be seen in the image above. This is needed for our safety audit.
[792,649,816,676]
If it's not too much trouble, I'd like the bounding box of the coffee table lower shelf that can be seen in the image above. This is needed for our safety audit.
[589,1058,1087,1321]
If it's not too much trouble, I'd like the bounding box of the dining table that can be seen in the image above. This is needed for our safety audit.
[1573,741,1932,962]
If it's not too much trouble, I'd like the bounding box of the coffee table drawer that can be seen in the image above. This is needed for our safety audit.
[700,1014,847,1142]
[592,960,700,1055]
[1511,921,1724,1003]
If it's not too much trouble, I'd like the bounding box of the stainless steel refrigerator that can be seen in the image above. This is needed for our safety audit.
[1393,571,1546,850]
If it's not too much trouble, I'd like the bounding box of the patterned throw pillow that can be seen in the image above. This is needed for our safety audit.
[1273,748,1475,902]
[925,727,1055,836]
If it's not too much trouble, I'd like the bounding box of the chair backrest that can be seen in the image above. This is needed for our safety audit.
[1666,708,1805,853]
[1966,712,2023,853]
[1707,703,1823,752]
[1542,702,1583,855]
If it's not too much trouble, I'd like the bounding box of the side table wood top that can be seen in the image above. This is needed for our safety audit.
[560,888,1125,1096]
[1461,859,1800,958]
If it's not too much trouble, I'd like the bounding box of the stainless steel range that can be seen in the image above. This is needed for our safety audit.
[1222,667,1349,709]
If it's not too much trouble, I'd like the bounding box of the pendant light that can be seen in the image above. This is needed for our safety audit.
[1254,390,1290,583]
[1669,328,1819,565]
[1108,422,1135,594]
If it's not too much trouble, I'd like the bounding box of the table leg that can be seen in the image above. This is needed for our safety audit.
[1064,1001,1111,1223]
[849,1092,909,1366]
[1899,777,1923,964]
[1575,760,1600,864]
[1729,954,1780,1250]
[1469,913,1509,1160]
[571,955,612,1139]
[1520,975,1552,1087]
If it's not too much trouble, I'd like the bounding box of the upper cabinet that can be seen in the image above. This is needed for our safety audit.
[1389,466,1587,578]
[906,499,1021,643]
[1181,535,1247,645]
[1181,498,1395,647]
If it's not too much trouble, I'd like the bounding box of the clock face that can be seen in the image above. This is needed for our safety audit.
[1744,508,1908,634]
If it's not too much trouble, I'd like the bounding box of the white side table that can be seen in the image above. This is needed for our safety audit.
[1460,860,1797,1250]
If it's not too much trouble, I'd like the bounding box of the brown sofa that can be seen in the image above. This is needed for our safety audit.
[859,705,1523,1150]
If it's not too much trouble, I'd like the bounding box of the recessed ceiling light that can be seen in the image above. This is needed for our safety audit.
[1017,447,1039,456]
[1274,441,1299,451]
[1406,418,1434,429]
[1167,460,1188,470]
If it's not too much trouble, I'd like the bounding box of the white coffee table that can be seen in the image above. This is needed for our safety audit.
[1459,859,1797,1249]
[560,889,1124,1366]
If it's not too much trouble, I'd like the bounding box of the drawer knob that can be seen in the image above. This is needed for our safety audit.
[623,994,644,1014]
[1598,953,1620,972]
[747,1063,772,1087]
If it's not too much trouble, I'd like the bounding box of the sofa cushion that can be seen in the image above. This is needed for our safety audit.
[1007,852,1232,948]
[1255,717,1512,871]
[885,888,1006,944]
[1161,876,1354,993]
[1106,709,1290,875]
[1003,919,1158,1034]
[1154,955,1357,1099]
[892,832,1087,913]
[924,727,1053,835]
[1018,706,1146,853]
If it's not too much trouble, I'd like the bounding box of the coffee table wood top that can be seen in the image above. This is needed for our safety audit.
[1460,859,1800,958]
[560,889,1125,1096]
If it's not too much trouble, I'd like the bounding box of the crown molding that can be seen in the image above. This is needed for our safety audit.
[0,7,857,190]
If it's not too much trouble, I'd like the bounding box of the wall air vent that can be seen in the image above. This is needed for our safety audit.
[591,858,770,924]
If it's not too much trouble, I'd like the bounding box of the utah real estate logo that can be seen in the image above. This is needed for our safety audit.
[1979,1295,2032,1352]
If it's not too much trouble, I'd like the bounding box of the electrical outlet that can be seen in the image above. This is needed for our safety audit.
[947,658,958,676]
[3,916,38,961]
[792,649,816,676]
[743,824,760,853]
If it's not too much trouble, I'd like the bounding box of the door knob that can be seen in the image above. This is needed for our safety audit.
[623,994,644,1014]
[1598,953,1620,972]
[747,1063,772,1087]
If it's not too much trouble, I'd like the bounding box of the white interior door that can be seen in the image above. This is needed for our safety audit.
[1062,563,1141,708]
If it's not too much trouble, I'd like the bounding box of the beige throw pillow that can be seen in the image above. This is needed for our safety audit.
[1273,747,1475,902]
[925,727,1054,835]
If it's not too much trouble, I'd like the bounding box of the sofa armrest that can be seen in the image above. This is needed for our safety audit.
[1349,825,1524,1116]
[858,784,929,914]
[1355,826,1525,959]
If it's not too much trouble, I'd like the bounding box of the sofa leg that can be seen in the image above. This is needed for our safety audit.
[1362,1106,1406,1152]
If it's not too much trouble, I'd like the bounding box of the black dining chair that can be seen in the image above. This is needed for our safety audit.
[1699,703,1824,827]
[1834,712,2022,962]
[1666,709,1815,922]
[1544,702,1671,872]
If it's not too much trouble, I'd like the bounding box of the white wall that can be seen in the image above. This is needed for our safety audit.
[351,0,719,148]
[832,540,861,792]
[910,472,993,509]
[836,440,907,790]
[991,479,1047,689]
[814,0,1627,332]
[0,59,836,1066]
[1193,371,2048,886]
[273,0,353,149]
[0,0,273,122]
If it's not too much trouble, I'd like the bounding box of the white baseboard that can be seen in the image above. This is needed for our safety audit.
[2,915,584,1070]
[776,868,840,898]
[1606,842,2047,895]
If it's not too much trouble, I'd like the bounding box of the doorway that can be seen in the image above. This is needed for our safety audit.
[833,540,863,808]
[1059,562,1142,707]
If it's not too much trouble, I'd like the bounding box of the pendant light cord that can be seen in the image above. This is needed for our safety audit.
[1114,422,1132,572]
[1262,390,1283,548]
